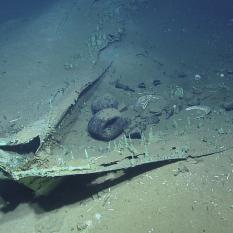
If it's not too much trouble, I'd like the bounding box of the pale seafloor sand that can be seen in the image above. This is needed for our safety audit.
[0,0,233,233]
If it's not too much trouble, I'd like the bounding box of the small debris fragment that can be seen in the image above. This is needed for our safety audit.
[185,105,211,115]
[138,82,146,88]
[95,213,102,221]
[222,101,233,111]
[194,74,202,80]
[64,63,73,70]
[174,165,189,176]
[115,79,135,92]
[152,79,161,86]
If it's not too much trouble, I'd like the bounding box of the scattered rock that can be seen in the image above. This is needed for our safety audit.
[222,101,233,111]
[177,72,187,78]
[138,82,146,88]
[64,63,73,70]
[125,122,146,139]
[125,109,160,139]
[186,96,201,106]
[192,86,203,95]
[128,127,142,139]
[88,108,127,141]
[148,97,167,115]
[125,116,146,139]
[118,103,128,112]
[226,69,233,75]
[91,94,118,114]
[142,114,160,125]
[164,106,175,119]
[152,79,161,86]
[173,165,189,176]
[217,128,225,135]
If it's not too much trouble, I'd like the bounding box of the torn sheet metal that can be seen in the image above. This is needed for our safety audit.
[0,60,189,195]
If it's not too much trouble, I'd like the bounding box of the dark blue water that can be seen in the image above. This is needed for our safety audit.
[0,0,56,23]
